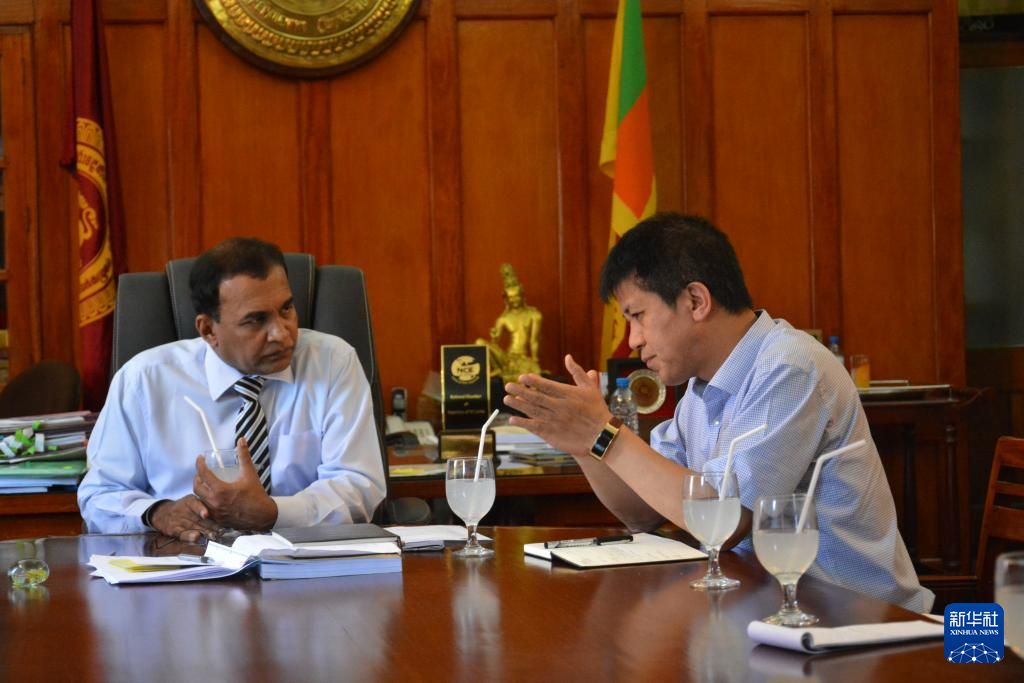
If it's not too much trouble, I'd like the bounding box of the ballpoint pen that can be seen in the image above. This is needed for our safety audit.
[544,534,633,549]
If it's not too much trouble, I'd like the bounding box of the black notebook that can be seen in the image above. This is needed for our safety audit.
[273,522,400,547]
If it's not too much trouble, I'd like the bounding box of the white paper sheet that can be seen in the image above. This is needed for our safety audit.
[747,620,945,653]
[227,533,401,559]
[87,554,254,585]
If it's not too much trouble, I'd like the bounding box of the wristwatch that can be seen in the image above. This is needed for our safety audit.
[589,417,623,461]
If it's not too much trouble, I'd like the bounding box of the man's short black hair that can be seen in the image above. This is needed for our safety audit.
[189,237,288,320]
[598,212,753,313]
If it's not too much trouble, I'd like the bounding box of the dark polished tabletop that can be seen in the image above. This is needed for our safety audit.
[1,527,1020,682]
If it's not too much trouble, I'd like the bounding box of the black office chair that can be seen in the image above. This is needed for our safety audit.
[0,360,82,418]
[112,253,431,525]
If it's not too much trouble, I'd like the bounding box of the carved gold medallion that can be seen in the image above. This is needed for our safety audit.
[193,0,420,77]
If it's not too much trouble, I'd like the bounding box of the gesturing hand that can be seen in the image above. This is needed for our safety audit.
[193,437,278,532]
[503,354,612,457]
[148,495,219,543]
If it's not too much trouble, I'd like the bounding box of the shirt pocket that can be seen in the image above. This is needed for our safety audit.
[273,430,323,483]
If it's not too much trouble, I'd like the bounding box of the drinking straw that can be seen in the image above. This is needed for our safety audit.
[473,409,500,481]
[183,395,225,468]
[718,423,767,500]
[795,439,866,532]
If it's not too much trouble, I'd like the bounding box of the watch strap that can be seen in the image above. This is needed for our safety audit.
[589,416,624,461]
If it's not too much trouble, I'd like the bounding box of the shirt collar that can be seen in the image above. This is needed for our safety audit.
[202,343,296,400]
[703,310,775,399]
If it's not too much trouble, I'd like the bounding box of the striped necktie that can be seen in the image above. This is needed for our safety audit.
[234,375,270,492]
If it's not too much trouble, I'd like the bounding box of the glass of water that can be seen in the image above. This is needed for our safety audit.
[996,550,1024,658]
[753,494,820,626]
[200,448,241,540]
[203,448,241,483]
[683,472,742,590]
[446,457,496,558]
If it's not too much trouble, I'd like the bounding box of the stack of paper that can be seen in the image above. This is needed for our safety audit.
[87,554,256,585]
[0,411,95,493]
[205,522,405,580]
[0,459,88,495]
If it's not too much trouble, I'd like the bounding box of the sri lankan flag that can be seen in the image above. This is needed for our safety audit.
[62,0,125,410]
[600,0,657,361]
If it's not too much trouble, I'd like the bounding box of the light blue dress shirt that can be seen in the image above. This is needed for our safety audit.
[78,329,386,533]
[651,311,934,612]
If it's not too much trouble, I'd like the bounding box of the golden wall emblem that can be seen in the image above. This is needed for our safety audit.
[193,0,420,77]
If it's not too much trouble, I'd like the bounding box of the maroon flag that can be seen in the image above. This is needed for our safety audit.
[61,0,126,410]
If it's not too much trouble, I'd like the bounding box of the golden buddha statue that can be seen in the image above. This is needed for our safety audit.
[476,264,544,383]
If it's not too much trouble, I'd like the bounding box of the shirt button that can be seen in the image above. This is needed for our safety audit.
[713,420,720,426]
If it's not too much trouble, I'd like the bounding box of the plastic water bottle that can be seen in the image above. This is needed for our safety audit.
[828,336,845,369]
[610,377,640,434]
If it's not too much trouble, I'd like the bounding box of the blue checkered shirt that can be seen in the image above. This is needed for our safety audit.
[650,311,934,612]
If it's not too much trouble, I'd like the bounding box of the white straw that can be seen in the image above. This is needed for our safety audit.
[719,423,767,500]
[473,409,501,481]
[183,395,225,469]
[796,439,865,532]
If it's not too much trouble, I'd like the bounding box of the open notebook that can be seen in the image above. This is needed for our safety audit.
[524,533,706,568]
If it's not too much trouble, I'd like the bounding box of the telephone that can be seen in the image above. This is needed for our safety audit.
[385,415,438,446]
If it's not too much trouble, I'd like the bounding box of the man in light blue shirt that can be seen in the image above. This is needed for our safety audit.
[78,238,386,541]
[504,213,932,612]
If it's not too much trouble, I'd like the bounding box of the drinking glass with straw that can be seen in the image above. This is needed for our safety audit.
[683,424,766,590]
[182,395,245,538]
[183,396,224,469]
[752,439,865,626]
[446,410,499,558]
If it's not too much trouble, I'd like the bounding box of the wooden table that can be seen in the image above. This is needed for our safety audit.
[2,527,1020,681]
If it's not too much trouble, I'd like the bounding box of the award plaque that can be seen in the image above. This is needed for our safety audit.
[441,345,491,430]
[193,0,421,78]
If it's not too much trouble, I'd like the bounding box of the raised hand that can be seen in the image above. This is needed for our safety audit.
[503,354,612,457]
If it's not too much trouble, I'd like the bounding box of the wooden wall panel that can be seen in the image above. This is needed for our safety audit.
[835,14,936,383]
[328,21,433,405]
[6,0,964,416]
[106,24,169,274]
[709,14,813,328]
[458,18,563,375]
[196,28,302,251]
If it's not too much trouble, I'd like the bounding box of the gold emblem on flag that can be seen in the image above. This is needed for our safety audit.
[193,0,420,77]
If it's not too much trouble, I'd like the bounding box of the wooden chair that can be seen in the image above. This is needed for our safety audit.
[974,436,1024,601]
[923,436,1024,609]
[0,360,81,418]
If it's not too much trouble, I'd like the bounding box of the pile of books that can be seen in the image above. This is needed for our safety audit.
[0,411,95,494]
